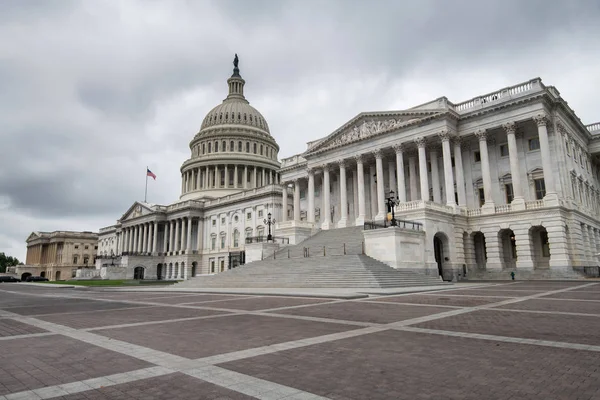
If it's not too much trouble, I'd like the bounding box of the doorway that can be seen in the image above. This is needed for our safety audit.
[133,267,145,280]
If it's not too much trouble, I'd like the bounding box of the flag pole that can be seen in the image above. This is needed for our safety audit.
[144,166,148,203]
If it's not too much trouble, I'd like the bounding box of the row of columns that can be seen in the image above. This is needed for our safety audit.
[282,114,556,226]
[121,217,202,255]
[182,165,279,193]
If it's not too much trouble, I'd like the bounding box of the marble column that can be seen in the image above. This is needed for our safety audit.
[408,154,418,201]
[281,183,288,222]
[503,122,525,208]
[196,219,202,252]
[393,144,406,202]
[352,170,359,221]
[355,155,366,225]
[440,131,456,206]
[174,219,180,252]
[234,165,238,188]
[415,137,429,201]
[293,179,301,221]
[169,221,175,253]
[262,168,266,187]
[224,165,229,188]
[244,165,248,189]
[430,147,441,203]
[388,160,396,198]
[374,150,386,220]
[253,167,258,188]
[338,160,348,228]
[142,223,148,253]
[534,113,557,202]
[453,137,467,207]
[322,164,332,229]
[204,166,209,189]
[196,168,201,190]
[162,223,168,254]
[369,164,377,218]
[475,129,495,211]
[186,217,192,252]
[307,168,315,223]
[133,225,139,253]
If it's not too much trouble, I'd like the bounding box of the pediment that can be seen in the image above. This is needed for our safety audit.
[120,202,155,222]
[304,110,445,155]
[26,232,41,242]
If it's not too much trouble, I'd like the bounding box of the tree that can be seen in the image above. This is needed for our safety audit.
[0,252,21,273]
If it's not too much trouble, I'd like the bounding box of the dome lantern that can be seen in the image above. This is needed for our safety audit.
[226,53,247,102]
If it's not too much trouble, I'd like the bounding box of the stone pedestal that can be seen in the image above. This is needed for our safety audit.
[363,227,431,274]
[275,220,314,245]
[245,242,280,264]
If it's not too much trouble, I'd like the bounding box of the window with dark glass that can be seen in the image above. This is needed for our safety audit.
[499,144,509,157]
[505,183,514,203]
[528,138,540,151]
[230,141,234,151]
[474,151,481,162]
[238,141,242,151]
[208,142,212,153]
[215,142,219,152]
[534,178,546,199]
[253,143,257,154]
[246,142,250,152]
[478,188,485,206]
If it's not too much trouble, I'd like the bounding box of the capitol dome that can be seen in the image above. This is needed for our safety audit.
[179,55,281,201]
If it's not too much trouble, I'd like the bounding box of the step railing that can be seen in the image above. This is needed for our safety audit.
[261,241,366,260]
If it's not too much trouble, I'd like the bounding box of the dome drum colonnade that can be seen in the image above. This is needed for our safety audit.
[180,55,280,200]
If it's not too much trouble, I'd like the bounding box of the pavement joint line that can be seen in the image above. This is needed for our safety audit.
[417,293,517,299]
[0,332,56,341]
[82,312,243,331]
[534,297,600,303]
[483,307,600,318]
[0,282,597,399]
[26,305,159,318]
[393,326,600,352]
[356,300,464,309]
[176,295,263,305]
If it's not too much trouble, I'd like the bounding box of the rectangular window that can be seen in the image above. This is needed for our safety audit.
[247,212,251,220]
[478,188,485,207]
[499,144,509,157]
[534,178,546,199]
[220,259,225,272]
[474,151,481,162]
[84,245,89,250]
[258,210,263,218]
[220,236,225,249]
[300,189,306,199]
[221,217,225,224]
[212,219,216,226]
[505,183,514,203]
[210,259,215,273]
[211,237,216,250]
[74,245,79,249]
[73,256,78,264]
[528,138,540,151]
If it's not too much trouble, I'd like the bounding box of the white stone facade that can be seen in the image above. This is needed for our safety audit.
[98,60,600,281]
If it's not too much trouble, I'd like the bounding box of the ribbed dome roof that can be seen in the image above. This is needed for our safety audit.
[200,101,270,133]
[199,54,270,135]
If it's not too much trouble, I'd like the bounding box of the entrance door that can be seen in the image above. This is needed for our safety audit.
[134,267,145,280]
[55,271,61,281]
[156,264,163,280]
[434,237,444,277]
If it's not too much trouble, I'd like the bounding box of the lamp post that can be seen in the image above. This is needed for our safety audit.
[109,250,116,266]
[386,190,400,227]
[264,212,276,242]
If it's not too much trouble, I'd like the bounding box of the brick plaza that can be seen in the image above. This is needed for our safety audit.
[0,282,599,399]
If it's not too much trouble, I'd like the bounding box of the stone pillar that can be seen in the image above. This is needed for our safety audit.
[322,164,332,230]
[224,165,229,188]
[430,147,441,203]
[503,122,525,209]
[355,155,366,225]
[369,164,377,218]
[352,170,359,221]
[174,219,180,252]
[481,227,502,270]
[338,160,348,228]
[548,222,575,270]
[440,131,456,207]
[307,168,315,223]
[196,218,203,252]
[152,221,158,254]
[169,221,175,253]
[388,160,396,198]
[262,168,266,187]
[162,222,168,254]
[415,137,429,201]
[244,165,248,189]
[253,166,257,188]
[475,129,495,212]
[293,179,301,221]
[393,144,406,202]
[453,138,467,207]
[281,183,288,222]
[408,154,418,201]
[181,175,185,193]
[534,114,557,203]
[196,168,201,190]
[204,166,208,189]
[186,217,192,252]
[132,225,138,253]
[142,223,148,253]
[512,226,534,270]
[374,150,386,220]
[128,228,133,252]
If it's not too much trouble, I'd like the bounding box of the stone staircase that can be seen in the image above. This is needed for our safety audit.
[176,226,444,289]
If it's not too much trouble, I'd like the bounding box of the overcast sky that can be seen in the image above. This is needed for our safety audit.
[1,0,599,262]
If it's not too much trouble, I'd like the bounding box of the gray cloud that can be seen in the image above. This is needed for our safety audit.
[1,0,599,261]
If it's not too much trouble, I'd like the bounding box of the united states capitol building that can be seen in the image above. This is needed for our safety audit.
[93,55,600,282]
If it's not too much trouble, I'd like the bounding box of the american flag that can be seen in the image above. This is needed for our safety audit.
[147,168,156,180]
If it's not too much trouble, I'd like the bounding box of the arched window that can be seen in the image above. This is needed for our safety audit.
[208,142,211,153]
[260,144,263,155]
[238,141,242,151]
[202,143,206,154]
[230,141,234,151]
[215,141,219,152]
[246,142,250,152]
[253,143,257,154]
[222,141,226,151]
[233,230,240,247]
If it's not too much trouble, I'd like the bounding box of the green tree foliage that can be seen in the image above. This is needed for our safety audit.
[0,252,21,273]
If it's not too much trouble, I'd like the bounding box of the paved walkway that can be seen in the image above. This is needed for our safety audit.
[0,281,599,399]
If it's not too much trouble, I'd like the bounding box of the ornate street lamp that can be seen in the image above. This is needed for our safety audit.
[264,212,276,242]
[109,249,116,266]
[386,190,400,226]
